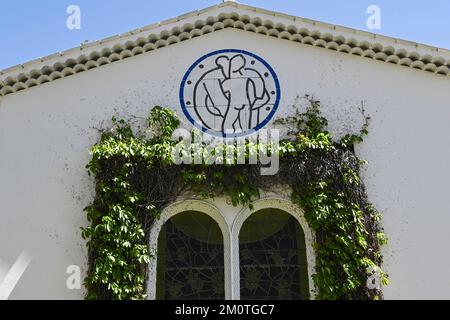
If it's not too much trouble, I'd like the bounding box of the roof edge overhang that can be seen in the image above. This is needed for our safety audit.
[1,2,449,97]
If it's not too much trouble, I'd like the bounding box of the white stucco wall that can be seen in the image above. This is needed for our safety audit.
[1,13,450,299]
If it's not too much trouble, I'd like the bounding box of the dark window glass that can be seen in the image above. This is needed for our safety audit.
[239,209,309,300]
[156,211,225,300]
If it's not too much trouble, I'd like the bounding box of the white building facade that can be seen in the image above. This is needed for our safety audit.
[1,2,450,299]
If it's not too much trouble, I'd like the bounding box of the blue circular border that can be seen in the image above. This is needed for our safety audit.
[179,49,281,138]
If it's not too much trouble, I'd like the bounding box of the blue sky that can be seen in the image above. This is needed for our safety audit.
[1,0,450,70]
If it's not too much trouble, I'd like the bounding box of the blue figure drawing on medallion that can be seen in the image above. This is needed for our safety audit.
[180,49,281,138]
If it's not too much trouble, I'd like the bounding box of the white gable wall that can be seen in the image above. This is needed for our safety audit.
[1,27,450,299]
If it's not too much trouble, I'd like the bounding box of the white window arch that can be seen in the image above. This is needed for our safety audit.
[147,197,316,300]
[231,198,316,300]
[147,200,232,300]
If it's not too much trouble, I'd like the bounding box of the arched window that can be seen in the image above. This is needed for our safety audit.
[156,211,225,300]
[149,199,314,300]
[239,209,310,300]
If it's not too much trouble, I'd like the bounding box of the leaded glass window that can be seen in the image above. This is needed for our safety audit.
[156,211,225,300]
[239,209,309,300]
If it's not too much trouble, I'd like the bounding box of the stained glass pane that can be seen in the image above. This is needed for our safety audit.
[239,209,309,300]
[156,211,225,300]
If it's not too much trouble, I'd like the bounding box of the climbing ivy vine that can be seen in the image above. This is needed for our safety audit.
[82,97,388,300]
